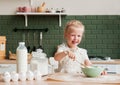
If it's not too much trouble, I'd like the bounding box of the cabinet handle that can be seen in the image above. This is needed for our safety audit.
[105,68,108,71]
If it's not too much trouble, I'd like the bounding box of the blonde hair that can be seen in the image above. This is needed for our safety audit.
[64,20,85,33]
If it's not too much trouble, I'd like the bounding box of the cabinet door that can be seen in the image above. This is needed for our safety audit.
[116,65,120,74]
[0,64,30,74]
[0,64,16,73]
[93,64,118,74]
[105,65,117,74]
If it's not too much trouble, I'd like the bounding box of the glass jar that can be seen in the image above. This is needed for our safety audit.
[30,49,48,75]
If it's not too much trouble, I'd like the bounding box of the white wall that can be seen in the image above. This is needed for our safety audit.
[0,0,120,15]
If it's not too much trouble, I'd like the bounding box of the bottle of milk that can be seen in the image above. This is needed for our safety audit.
[16,42,28,73]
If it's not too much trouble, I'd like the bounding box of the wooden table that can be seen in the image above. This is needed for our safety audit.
[0,59,120,64]
[0,73,120,85]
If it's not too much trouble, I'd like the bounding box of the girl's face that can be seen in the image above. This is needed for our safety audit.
[65,26,84,48]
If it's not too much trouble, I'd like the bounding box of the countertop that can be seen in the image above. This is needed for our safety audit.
[91,59,120,64]
[0,59,120,64]
[0,73,120,85]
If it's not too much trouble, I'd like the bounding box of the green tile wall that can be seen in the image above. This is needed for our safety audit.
[0,15,120,59]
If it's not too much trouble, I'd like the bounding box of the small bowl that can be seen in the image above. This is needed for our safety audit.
[82,66,104,77]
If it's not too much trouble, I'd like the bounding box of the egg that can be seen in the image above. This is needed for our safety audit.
[34,70,42,80]
[11,71,19,82]
[19,72,26,81]
[27,70,34,81]
[3,72,11,82]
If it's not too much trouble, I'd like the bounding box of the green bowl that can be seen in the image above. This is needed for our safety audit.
[81,66,104,77]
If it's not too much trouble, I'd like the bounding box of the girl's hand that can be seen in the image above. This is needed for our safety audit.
[66,50,76,60]
[101,70,107,75]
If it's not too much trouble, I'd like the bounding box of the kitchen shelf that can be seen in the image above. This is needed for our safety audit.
[16,12,67,27]
[13,27,48,32]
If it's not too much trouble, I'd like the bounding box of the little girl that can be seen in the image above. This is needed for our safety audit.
[54,20,92,74]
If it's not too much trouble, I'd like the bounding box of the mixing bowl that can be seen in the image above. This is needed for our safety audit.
[81,66,104,77]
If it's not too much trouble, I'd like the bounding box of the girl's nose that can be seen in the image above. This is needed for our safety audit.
[74,35,78,40]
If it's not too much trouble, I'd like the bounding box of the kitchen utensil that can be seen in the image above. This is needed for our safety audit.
[27,31,31,53]
[32,31,36,51]
[38,32,43,50]
[37,2,46,12]
[22,31,25,42]
[81,66,104,77]
[75,59,86,68]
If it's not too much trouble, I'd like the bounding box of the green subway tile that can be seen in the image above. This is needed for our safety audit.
[82,20,92,24]
[91,39,102,44]
[102,49,112,54]
[102,30,113,34]
[86,25,97,29]
[107,44,119,48]
[75,16,86,20]
[65,16,76,19]
[102,39,114,44]
[96,44,107,49]
[85,16,97,19]
[97,16,110,19]
[51,30,59,35]
[114,39,120,44]
[96,34,108,39]
[90,49,102,54]
[86,44,96,48]
[112,49,120,54]
[91,30,102,34]
[113,30,120,34]
[92,20,102,24]
[107,16,118,19]
[86,35,96,39]
[85,30,92,34]
[96,25,108,30]
[119,35,120,38]
[108,34,119,39]
[113,20,120,25]
[84,39,91,44]
[107,25,119,29]
[107,54,118,59]
[102,20,114,24]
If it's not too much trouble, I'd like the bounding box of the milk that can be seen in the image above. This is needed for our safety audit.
[16,42,28,73]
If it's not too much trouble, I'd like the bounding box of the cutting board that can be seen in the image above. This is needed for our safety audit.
[45,73,120,84]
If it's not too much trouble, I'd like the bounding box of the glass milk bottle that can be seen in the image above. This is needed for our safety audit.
[16,42,28,73]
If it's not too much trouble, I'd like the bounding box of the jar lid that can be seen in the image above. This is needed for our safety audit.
[19,42,25,45]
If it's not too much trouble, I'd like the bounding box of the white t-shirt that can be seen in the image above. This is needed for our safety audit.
[55,43,89,74]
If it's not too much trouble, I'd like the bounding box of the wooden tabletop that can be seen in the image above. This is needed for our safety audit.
[0,73,120,85]
[0,59,120,64]
[91,59,120,64]
[0,81,120,85]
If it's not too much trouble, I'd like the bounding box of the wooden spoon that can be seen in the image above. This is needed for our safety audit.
[75,60,87,68]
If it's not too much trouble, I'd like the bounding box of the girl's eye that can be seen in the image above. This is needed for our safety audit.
[69,34,74,36]
[71,35,75,36]
[78,35,81,37]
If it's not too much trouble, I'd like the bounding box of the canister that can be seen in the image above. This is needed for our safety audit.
[0,36,6,60]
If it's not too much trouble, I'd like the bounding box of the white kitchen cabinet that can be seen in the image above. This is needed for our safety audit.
[93,64,120,74]
[0,64,16,74]
[0,64,30,74]
[116,65,120,74]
